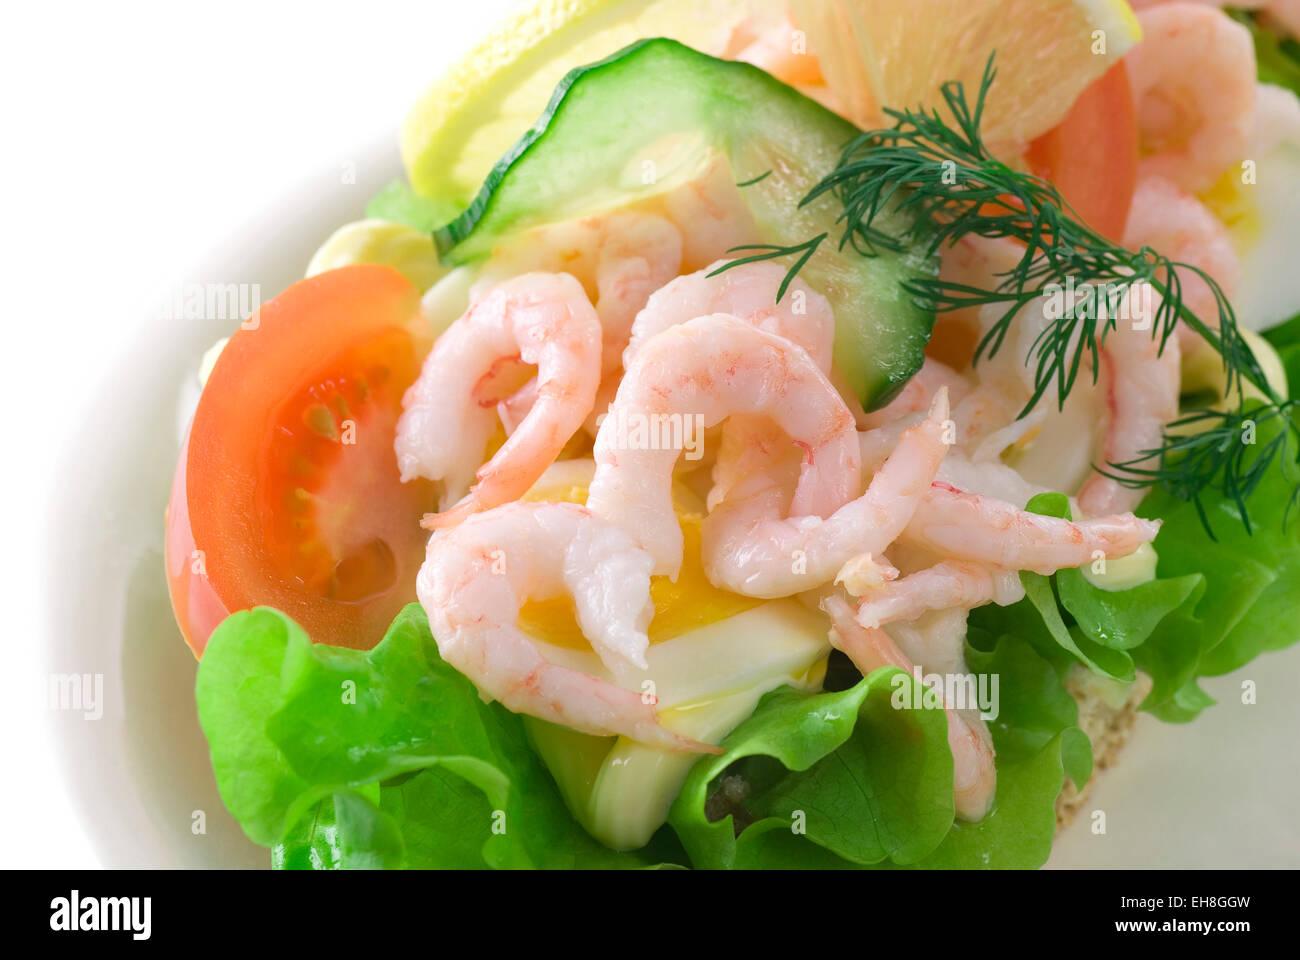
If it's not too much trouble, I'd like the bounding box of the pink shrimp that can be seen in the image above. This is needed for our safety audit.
[823,594,996,821]
[1264,1,1300,39]
[701,390,952,599]
[590,214,686,373]
[727,10,825,86]
[905,482,1161,575]
[1130,0,1299,37]
[418,501,718,753]
[477,213,684,443]
[1077,284,1182,517]
[1123,174,1240,340]
[393,272,601,523]
[623,258,839,516]
[586,315,861,578]
[657,154,761,273]
[1126,2,1257,193]
[623,259,835,372]
[851,560,1024,628]
[471,213,683,373]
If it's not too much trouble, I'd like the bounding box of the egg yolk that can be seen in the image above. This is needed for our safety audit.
[516,483,761,650]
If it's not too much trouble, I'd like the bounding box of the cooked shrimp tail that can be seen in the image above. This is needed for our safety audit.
[907,482,1160,574]
[823,594,996,821]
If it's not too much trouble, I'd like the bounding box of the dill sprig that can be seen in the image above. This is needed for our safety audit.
[706,235,827,300]
[719,54,1299,533]
[735,169,774,188]
[1098,402,1300,535]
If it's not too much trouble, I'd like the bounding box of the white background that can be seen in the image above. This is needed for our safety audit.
[2,0,521,869]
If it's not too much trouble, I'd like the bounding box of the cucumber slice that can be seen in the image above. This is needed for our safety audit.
[435,38,936,408]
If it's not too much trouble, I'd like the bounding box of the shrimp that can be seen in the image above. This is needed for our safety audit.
[1077,284,1181,517]
[706,414,806,514]
[587,315,860,578]
[472,212,683,373]
[702,390,952,599]
[1263,1,1300,37]
[905,482,1161,575]
[590,214,686,373]
[935,452,1049,509]
[1132,1,1300,45]
[850,560,1024,628]
[1123,174,1239,338]
[823,595,996,821]
[475,213,684,443]
[657,154,761,273]
[883,607,998,822]
[496,376,537,437]
[1126,3,1257,193]
[930,236,1026,371]
[624,259,835,372]
[417,501,718,753]
[394,272,601,522]
[623,259,838,515]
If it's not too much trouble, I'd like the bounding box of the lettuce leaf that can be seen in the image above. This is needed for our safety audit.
[365,179,452,234]
[1138,403,1300,680]
[668,667,954,868]
[970,408,1300,727]
[669,629,1089,869]
[1234,9,1300,97]
[908,633,1091,869]
[197,604,683,869]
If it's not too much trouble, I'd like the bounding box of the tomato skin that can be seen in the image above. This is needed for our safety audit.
[165,432,230,656]
[1025,61,1139,242]
[170,265,435,655]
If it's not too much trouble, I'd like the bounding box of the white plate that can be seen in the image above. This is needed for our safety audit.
[43,137,1300,870]
[42,140,397,869]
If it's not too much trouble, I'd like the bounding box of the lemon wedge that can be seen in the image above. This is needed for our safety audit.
[401,0,783,210]
[798,0,1142,145]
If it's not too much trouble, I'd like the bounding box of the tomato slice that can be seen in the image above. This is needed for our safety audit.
[166,265,436,656]
[1025,61,1139,243]
[165,431,231,653]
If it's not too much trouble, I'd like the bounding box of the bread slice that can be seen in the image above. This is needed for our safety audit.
[1055,668,1153,831]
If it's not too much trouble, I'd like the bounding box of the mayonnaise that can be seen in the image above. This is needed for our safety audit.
[1080,541,1159,592]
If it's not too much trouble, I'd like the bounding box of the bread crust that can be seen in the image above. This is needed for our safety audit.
[1055,669,1154,832]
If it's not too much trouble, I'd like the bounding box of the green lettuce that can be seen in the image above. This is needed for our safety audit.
[197,604,683,869]
[669,630,1089,870]
[1263,312,1300,390]
[1233,9,1300,96]
[667,668,955,869]
[970,412,1300,724]
[364,179,452,234]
